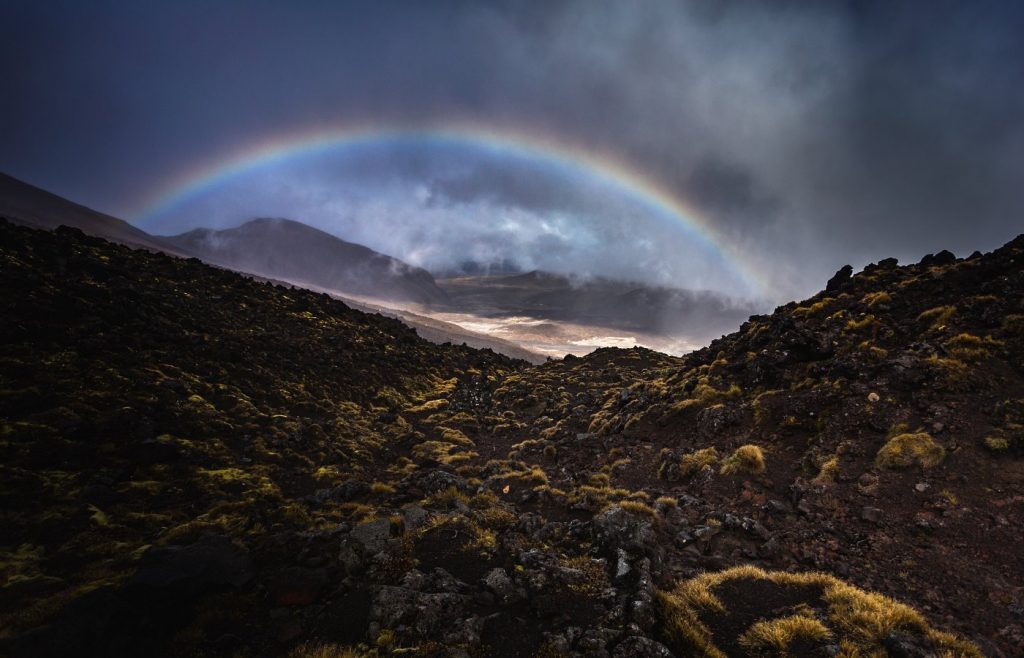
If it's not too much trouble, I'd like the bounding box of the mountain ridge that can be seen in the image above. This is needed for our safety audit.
[164,217,451,306]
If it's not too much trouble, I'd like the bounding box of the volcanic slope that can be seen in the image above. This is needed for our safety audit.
[1,218,1022,657]
[165,217,450,306]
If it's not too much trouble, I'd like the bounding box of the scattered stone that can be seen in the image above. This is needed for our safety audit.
[615,549,631,579]
[593,506,659,558]
[351,518,392,554]
[308,480,370,504]
[400,505,429,531]
[612,636,674,657]
[861,507,884,524]
[130,534,253,589]
[408,469,469,494]
[482,568,517,603]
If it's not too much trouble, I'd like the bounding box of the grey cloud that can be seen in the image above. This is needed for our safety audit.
[1,0,1022,302]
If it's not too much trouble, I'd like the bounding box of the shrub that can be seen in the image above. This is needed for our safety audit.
[875,432,945,469]
[984,435,1010,451]
[656,565,982,658]
[813,456,839,484]
[917,305,956,330]
[739,614,832,653]
[861,291,892,307]
[844,314,877,333]
[720,444,766,476]
[944,332,1001,362]
[679,447,720,478]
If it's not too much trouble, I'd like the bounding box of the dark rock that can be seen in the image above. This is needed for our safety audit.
[130,534,253,590]
[825,265,853,292]
[266,566,328,606]
[593,506,659,559]
[861,507,883,524]
[308,480,370,504]
[612,636,674,657]
[883,631,936,658]
[481,568,518,604]
[350,518,392,554]
[370,586,468,636]
[338,536,367,575]
[406,469,469,494]
[400,505,429,531]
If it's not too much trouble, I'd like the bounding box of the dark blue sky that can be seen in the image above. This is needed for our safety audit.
[2,0,1023,297]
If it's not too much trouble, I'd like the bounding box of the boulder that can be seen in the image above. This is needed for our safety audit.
[825,265,853,292]
[130,534,253,590]
[350,518,392,554]
[612,636,674,657]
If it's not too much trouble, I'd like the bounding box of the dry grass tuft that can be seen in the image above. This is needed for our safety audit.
[918,305,956,330]
[720,444,766,476]
[288,642,376,658]
[813,456,839,484]
[861,291,892,307]
[739,614,833,654]
[657,566,982,658]
[875,432,945,469]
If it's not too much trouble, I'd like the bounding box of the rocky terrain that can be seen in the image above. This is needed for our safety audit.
[1,217,1022,657]
[0,173,187,256]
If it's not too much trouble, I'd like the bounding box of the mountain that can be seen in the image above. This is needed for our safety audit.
[0,172,186,255]
[438,270,759,340]
[164,218,450,306]
[2,217,1020,656]
[0,173,545,361]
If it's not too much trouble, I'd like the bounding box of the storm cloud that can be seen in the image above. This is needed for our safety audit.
[1,0,1022,301]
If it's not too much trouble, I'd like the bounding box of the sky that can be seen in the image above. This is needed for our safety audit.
[2,0,1023,302]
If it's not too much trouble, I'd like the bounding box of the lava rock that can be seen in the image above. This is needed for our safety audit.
[612,636,674,657]
[130,534,253,590]
[350,518,392,554]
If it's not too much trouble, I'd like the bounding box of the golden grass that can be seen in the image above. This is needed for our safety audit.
[680,447,720,478]
[861,291,892,307]
[370,481,395,494]
[657,566,982,658]
[793,298,835,316]
[875,432,945,469]
[287,642,375,658]
[844,314,877,333]
[984,435,1010,451]
[944,332,1002,362]
[617,499,656,517]
[739,614,833,654]
[720,444,766,476]
[918,305,956,330]
[813,456,839,484]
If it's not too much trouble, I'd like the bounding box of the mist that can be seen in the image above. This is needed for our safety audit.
[2,0,1022,304]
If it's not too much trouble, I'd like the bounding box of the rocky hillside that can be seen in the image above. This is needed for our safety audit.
[166,218,451,306]
[0,173,187,255]
[1,218,1022,657]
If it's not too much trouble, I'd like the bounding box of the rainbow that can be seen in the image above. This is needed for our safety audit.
[132,123,766,297]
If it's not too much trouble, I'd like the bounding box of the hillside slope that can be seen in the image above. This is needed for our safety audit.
[165,218,450,306]
[0,173,186,255]
[1,219,1021,657]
